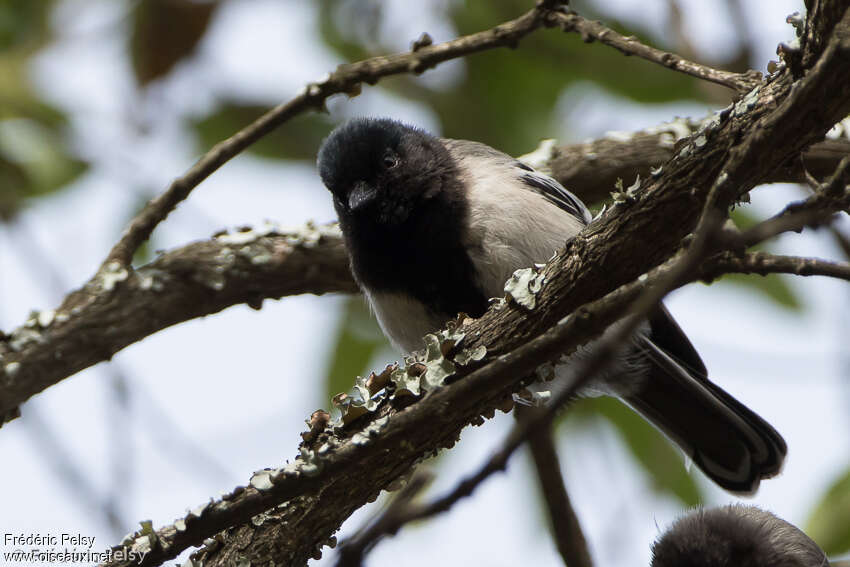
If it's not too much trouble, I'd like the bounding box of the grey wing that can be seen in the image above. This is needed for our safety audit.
[442,138,592,225]
[516,167,593,225]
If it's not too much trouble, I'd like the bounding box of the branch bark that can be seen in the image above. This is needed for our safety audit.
[0,224,355,423]
[702,251,850,283]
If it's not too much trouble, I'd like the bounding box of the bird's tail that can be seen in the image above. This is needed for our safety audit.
[625,327,787,494]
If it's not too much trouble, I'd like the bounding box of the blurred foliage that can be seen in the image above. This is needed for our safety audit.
[130,0,218,86]
[564,397,703,506]
[806,467,850,555]
[0,120,87,219]
[193,105,336,161]
[323,297,389,404]
[0,0,86,220]
[0,0,51,52]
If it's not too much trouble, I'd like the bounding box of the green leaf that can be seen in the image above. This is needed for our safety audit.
[563,397,703,506]
[130,0,218,85]
[806,467,850,555]
[193,104,336,161]
[324,297,389,403]
[0,51,69,127]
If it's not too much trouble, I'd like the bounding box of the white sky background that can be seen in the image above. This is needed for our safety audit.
[1,0,848,566]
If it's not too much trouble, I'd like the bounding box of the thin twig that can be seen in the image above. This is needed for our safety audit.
[702,251,850,283]
[545,10,761,94]
[335,473,433,567]
[523,410,593,567]
[734,184,850,247]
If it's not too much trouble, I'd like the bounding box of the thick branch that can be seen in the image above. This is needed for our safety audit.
[0,224,355,423]
[547,134,850,205]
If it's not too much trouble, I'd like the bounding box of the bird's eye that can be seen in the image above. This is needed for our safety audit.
[382,152,399,169]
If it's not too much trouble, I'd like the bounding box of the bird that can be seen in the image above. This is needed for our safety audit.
[316,116,787,493]
[651,504,830,567]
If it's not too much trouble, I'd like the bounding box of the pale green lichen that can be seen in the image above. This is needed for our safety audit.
[250,470,275,491]
[9,328,42,351]
[215,220,340,249]
[611,177,640,206]
[504,267,545,310]
[419,334,457,390]
[826,117,850,140]
[187,500,212,519]
[250,253,272,265]
[100,261,129,291]
[644,116,693,142]
[332,375,381,425]
[130,522,156,556]
[603,130,633,143]
[454,345,487,366]
[37,310,55,328]
[389,363,422,398]
[351,415,390,446]
[137,269,164,292]
[297,446,324,476]
[733,86,761,117]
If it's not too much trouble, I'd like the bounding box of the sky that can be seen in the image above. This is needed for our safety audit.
[1,1,847,566]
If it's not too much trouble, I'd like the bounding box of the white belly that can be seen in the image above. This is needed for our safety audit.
[365,291,444,353]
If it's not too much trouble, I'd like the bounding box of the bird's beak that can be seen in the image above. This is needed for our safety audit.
[348,181,377,212]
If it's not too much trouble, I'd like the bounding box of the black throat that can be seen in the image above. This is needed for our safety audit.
[341,158,489,322]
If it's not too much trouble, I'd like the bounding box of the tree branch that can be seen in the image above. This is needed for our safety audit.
[0,223,355,424]
[703,251,850,283]
[545,10,762,94]
[545,133,850,206]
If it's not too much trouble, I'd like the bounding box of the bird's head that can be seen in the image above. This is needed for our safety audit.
[317,118,454,229]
